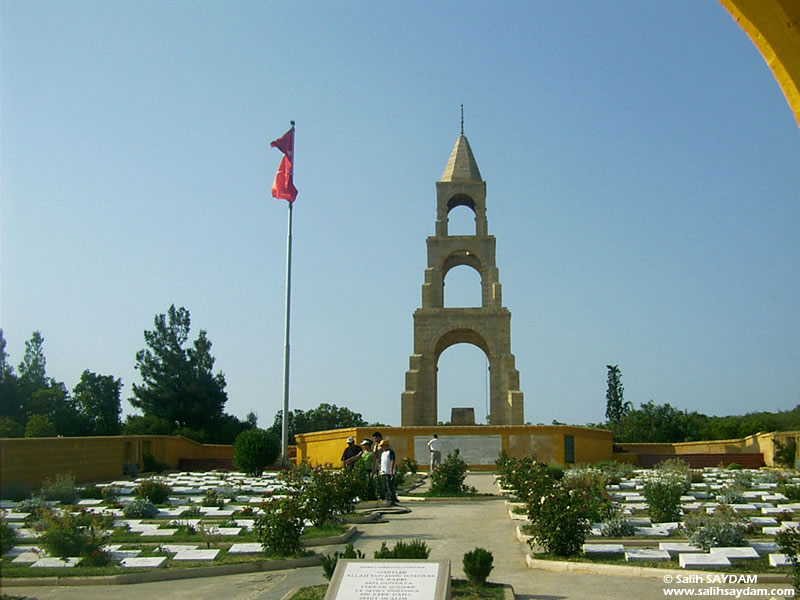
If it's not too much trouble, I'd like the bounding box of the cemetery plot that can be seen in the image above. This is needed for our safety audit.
[501,466,800,572]
[0,470,351,574]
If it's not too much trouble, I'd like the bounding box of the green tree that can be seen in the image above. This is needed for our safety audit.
[27,384,89,436]
[130,305,227,433]
[0,416,24,437]
[18,331,47,395]
[0,329,24,428]
[25,413,57,437]
[605,364,630,424]
[122,414,174,435]
[233,428,280,476]
[612,400,707,443]
[269,403,367,444]
[73,370,122,435]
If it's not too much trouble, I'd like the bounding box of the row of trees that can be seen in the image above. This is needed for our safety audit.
[0,306,255,444]
[1,330,123,438]
[602,364,800,443]
[1,305,373,445]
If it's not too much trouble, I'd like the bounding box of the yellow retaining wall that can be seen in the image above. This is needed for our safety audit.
[295,425,614,470]
[0,435,233,493]
[615,431,800,467]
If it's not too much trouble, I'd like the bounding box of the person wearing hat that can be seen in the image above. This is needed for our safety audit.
[341,436,361,469]
[378,439,399,504]
[357,439,374,473]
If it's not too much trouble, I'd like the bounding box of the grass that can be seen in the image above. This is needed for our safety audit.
[284,580,505,600]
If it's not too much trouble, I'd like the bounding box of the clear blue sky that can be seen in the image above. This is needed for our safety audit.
[2,1,798,429]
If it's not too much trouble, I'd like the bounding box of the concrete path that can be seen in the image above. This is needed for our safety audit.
[5,472,793,599]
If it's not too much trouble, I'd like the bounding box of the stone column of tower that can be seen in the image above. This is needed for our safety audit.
[401,135,524,426]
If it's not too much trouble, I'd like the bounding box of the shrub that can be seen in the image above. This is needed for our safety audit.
[527,479,612,556]
[642,468,689,523]
[38,510,113,559]
[234,428,280,477]
[183,505,203,517]
[373,539,430,559]
[254,496,307,556]
[690,470,705,484]
[775,439,797,469]
[135,478,172,504]
[717,483,746,505]
[732,471,753,488]
[101,486,120,505]
[463,547,494,586]
[596,460,636,483]
[398,457,418,475]
[202,488,227,508]
[546,465,564,481]
[782,485,800,502]
[497,456,553,503]
[40,473,78,505]
[656,458,691,481]
[123,498,158,518]
[562,467,608,496]
[777,527,800,594]
[79,484,103,499]
[18,496,47,513]
[279,466,355,528]
[495,449,511,472]
[170,519,198,535]
[1,518,17,555]
[429,449,475,495]
[726,462,742,470]
[600,514,636,537]
[683,505,748,551]
[142,452,168,473]
[321,543,364,580]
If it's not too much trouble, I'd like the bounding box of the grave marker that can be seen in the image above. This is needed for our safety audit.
[325,559,450,600]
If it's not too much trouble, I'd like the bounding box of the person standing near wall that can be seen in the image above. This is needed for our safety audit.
[341,436,362,469]
[371,431,383,478]
[427,433,441,472]
[379,439,399,505]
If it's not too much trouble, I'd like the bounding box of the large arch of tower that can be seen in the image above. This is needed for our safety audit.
[401,135,524,426]
[719,0,800,128]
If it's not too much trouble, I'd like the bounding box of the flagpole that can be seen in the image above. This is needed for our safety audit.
[281,121,295,468]
[281,201,292,467]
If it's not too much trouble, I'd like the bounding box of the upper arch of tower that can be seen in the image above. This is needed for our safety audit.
[447,193,476,213]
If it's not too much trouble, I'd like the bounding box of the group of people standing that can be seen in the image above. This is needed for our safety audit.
[341,432,445,504]
[340,431,399,505]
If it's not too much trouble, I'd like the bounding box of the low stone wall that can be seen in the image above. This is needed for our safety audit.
[295,425,614,469]
[616,431,798,468]
[0,435,234,494]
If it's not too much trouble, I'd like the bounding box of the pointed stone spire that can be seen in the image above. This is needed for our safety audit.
[440,135,482,183]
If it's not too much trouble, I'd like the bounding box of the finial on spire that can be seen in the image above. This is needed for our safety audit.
[460,105,464,136]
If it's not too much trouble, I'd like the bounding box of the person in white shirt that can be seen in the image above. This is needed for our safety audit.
[378,439,399,504]
[427,433,442,471]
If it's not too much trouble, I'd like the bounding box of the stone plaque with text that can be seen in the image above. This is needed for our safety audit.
[325,559,451,600]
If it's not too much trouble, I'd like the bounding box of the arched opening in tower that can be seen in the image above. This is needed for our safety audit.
[443,264,481,308]
[446,203,477,236]
[435,342,489,425]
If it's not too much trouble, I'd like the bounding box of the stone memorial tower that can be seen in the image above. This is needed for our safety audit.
[401,133,524,425]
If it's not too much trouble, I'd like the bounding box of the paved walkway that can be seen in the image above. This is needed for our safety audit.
[5,473,793,599]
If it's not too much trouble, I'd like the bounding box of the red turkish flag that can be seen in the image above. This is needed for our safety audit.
[270,127,297,202]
